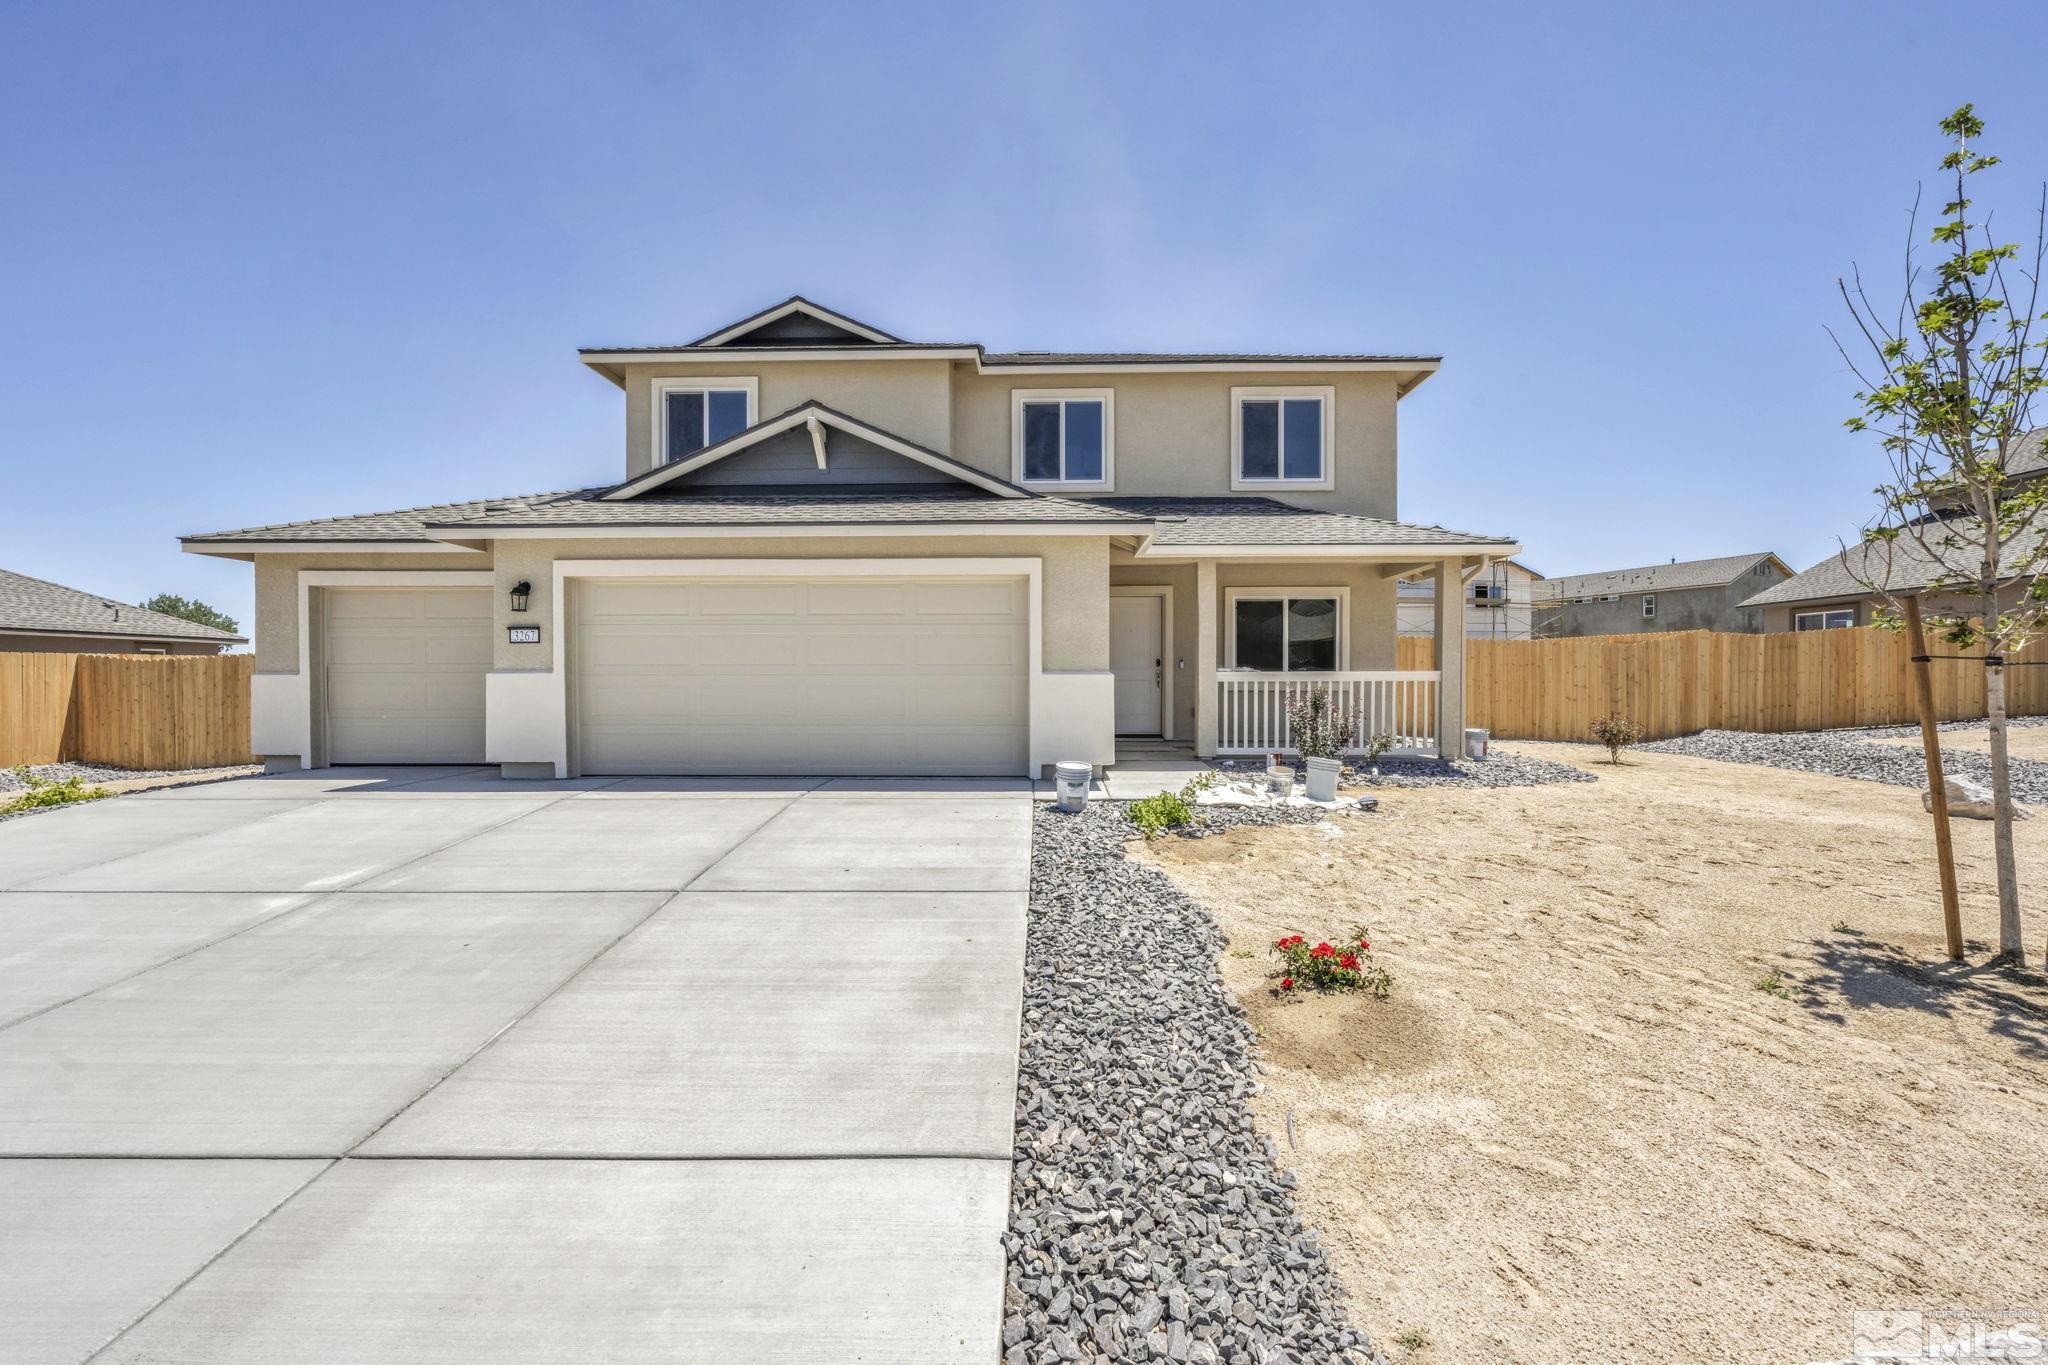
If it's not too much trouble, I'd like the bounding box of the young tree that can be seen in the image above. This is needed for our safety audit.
[140,593,239,635]
[1833,105,2048,965]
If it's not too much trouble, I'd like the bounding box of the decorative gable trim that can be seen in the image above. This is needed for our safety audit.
[689,295,901,347]
[601,401,1030,501]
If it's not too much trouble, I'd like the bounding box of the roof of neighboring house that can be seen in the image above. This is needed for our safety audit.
[1087,497,1517,549]
[1740,520,2048,609]
[2010,427,2047,477]
[1534,552,1789,600]
[0,569,245,644]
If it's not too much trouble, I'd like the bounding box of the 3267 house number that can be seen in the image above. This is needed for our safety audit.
[506,625,542,644]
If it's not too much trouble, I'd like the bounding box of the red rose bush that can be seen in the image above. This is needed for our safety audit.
[1270,926,1392,998]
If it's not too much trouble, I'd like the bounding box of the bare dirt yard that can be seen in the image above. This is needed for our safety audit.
[1133,743,2048,1364]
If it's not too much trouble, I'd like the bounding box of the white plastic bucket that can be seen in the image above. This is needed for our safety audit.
[1464,728,1489,760]
[1053,761,1092,812]
[1304,756,1342,802]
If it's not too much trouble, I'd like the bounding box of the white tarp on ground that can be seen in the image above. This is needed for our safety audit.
[1193,779,1361,812]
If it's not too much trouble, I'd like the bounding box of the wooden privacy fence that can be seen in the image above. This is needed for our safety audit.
[1396,628,2048,741]
[0,653,254,769]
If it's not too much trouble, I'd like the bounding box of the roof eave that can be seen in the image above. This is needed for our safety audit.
[1135,539,1521,561]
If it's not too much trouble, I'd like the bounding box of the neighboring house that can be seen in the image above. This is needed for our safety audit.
[1397,558,1541,640]
[183,295,1518,775]
[0,569,245,654]
[1744,430,2048,630]
[1532,553,1792,637]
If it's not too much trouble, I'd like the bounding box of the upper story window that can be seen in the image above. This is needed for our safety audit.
[1011,390,1113,489]
[1231,386,1335,490]
[653,377,758,465]
[1642,594,1657,618]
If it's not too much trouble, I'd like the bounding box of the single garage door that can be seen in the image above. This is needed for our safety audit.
[323,588,490,764]
[573,576,1028,775]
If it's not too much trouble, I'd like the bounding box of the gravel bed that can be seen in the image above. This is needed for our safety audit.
[1216,750,1594,790]
[1830,714,2048,740]
[1008,801,1381,1365]
[1639,728,2048,806]
[0,761,250,792]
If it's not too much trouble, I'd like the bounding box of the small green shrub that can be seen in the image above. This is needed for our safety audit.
[1588,713,1645,764]
[1753,969,1793,998]
[1,767,112,816]
[1271,925,1393,998]
[1397,1328,1431,1354]
[1285,687,1356,760]
[1127,772,1216,838]
[1356,730,1395,764]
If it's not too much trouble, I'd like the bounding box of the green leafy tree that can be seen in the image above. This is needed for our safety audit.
[1833,105,2048,964]
[140,594,239,635]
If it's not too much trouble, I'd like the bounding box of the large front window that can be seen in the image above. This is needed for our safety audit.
[1230,593,1341,671]
[1796,608,1857,630]
[652,377,757,464]
[1012,390,1113,487]
[1232,386,1333,488]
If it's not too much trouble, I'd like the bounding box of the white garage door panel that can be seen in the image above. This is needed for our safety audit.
[574,576,1028,776]
[324,589,490,765]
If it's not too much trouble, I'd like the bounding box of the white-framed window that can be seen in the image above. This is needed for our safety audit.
[1642,594,1657,618]
[1224,588,1347,671]
[1010,389,1113,489]
[1795,608,1858,631]
[1231,386,1335,490]
[651,376,758,465]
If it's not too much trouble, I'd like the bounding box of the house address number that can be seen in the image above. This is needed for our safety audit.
[506,625,542,644]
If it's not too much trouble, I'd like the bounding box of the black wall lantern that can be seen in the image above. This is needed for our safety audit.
[509,580,531,612]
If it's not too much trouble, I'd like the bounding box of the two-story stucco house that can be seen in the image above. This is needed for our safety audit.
[182,297,1518,777]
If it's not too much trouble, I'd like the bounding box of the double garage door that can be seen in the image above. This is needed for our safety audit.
[572,575,1029,775]
[320,577,1030,774]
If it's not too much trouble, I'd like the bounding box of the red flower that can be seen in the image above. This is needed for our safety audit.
[1276,935,1304,950]
[1280,977,1294,990]
[1309,942,1336,959]
[1338,953,1359,970]
[1356,940,1370,952]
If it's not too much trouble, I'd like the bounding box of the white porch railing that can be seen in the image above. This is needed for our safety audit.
[1216,671,1440,756]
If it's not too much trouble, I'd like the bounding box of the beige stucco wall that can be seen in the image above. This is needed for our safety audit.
[1110,557,1399,738]
[489,534,1111,673]
[618,360,955,479]
[249,550,491,672]
[951,369,1402,518]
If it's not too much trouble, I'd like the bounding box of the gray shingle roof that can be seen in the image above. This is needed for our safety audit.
[1534,553,1785,600]
[183,491,595,543]
[424,489,1150,529]
[1088,497,1515,548]
[0,569,244,643]
[983,352,1440,366]
[1740,520,2047,608]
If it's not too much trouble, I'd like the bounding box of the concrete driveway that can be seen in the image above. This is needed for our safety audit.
[0,767,1030,1364]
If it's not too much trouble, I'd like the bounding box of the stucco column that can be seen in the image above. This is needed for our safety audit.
[1195,559,1218,757]
[1433,558,1466,758]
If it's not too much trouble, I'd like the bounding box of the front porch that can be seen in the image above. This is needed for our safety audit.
[1103,528,1486,764]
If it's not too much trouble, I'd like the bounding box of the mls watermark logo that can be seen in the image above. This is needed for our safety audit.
[1848,1309,2043,1361]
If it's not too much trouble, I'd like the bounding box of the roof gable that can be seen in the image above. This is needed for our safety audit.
[690,296,901,347]
[602,401,1029,502]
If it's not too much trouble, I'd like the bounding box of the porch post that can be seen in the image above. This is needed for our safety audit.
[1195,558,1218,757]
[1433,557,1466,758]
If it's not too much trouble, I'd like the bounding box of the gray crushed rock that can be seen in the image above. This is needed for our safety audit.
[1011,801,1384,1365]
[0,761,249,792]
[1832,714,2048,740]
[1216,750,1594,790]
[1639,728,2048,806]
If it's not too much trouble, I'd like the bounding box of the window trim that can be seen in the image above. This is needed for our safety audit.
[1230,385,1336,491]
[1222,586,1350,671]
[1795,607,1858,631]
[1642,594,1656,618]
[1009,388,1115,490]
[650,376,759,467]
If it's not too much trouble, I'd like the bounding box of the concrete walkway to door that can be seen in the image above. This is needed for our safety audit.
[0,767,1030,1364]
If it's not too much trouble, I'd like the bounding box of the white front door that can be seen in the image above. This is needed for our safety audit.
[1110,595,1163,735]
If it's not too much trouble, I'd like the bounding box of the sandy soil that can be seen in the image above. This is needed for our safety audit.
[1866,723,2048,763]
[1134,743,2048,1364]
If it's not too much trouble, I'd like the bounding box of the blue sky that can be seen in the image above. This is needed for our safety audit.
[4,0,2045,636]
